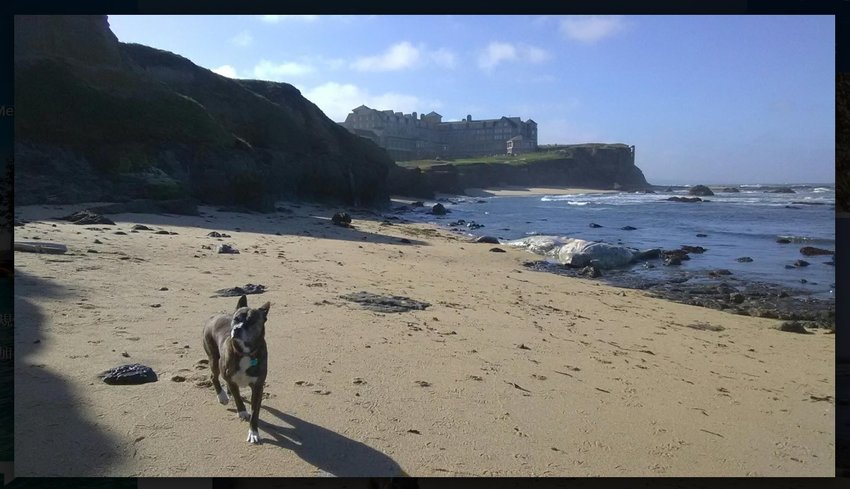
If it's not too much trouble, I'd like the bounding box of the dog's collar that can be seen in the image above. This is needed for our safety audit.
[231,341,259,363]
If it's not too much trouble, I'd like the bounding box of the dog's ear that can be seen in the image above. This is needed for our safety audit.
[236,295,248,310]
[258,302,271,318]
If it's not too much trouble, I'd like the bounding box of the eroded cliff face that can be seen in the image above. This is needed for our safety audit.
[14,15,395,210]
[387,144,650,197]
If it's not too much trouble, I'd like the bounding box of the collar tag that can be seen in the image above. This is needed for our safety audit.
[249,358,258,367]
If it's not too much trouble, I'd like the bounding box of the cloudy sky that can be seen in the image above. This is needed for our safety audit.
[109,15,834,185]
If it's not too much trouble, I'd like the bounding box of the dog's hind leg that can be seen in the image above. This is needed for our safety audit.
[204,341,228,405]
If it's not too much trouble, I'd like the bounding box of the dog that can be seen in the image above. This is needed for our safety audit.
[203,294,270,444]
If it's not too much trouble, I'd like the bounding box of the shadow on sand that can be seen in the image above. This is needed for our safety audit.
[258,405,407,477]
[13,270,124,476]
[28,202,434,247]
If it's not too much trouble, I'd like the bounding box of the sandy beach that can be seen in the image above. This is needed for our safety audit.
[13,198,834,477]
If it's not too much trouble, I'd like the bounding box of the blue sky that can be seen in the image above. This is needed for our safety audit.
[108,15,835,185]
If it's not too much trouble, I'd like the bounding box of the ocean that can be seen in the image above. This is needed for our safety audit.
[406,184,835,300]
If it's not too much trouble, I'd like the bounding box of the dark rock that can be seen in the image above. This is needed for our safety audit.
[93,239,102,244]
[777,321,812,334]
[87,249,98,253]
[709,269,733,277]
[411,201,425,207]
[824,260,835,267]
[681,245,706,254]
[721,187,740,193]
[793,260,810,267]
[431,203,447,215]
[666,196,702,203]
[154,230,171,235]
[207,231,231,238]
[132,224,152,231]
[589,223,603,228]
[340,291,430,313]
[688,185,714,196]
[664,256,682,266]
[767,187,795,194]
[785,206,801,209]
[114,231,127,235]
[662,250,690,261]
[399,238,412,244]
[620,226,637,231]
[100,364,158,385]
[474,236,500,244]
[211,284,266,297]
[579,265,602,278]
[730,293,745,304]
[216,244,239,254]
[57,210,115,225]
[736,257,754,263]
[776,238,792,244]
[466,222,484,230]
[696,233,708,237]
[489,247,506,253]
[331,212,352,227]
[799,246,833,256]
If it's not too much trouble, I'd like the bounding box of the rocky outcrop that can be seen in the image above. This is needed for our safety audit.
[14,15,395,210]
[688,185,714,196]
[388,144,649,197]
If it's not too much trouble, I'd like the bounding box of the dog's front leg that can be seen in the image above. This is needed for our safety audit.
[226,380,250,421]
[246,381,264,444]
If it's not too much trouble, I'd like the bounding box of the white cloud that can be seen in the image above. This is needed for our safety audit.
[260,15,319,23]
[559,15,626,44]
[478,42,550,71]
[430,48,457,69]
[478,42,517,70]
[253,60,315,80]
[212,65,239,78]
[351,42,421,72]
[230,31,253,47]
[526,46,550,63]
[300,81,435,122]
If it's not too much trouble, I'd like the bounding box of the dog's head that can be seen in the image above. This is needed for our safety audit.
[230,295,270,354]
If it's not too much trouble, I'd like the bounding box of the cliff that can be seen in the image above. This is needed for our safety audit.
[388,144,650,197]
[14,15,395,210]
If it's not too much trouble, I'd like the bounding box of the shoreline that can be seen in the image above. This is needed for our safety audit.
[13,201,834,476]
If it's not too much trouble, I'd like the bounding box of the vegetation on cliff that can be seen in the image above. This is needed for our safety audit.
[389,144,649,197]
[14,15,395,210]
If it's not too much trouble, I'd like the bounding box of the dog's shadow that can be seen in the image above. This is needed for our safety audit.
[257,405,407,477]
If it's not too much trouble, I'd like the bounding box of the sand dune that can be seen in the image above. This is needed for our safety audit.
[13,201,834,476]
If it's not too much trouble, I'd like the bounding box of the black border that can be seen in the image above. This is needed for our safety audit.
[2,1,846,487]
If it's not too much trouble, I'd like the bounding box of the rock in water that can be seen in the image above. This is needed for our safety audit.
[688,185,715,196]
[431,203,447,215]
[57,210,115,225]
[100,364,158,385]
[799,246,834,256]
[340,292,430,313]
[666,196,703,203]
